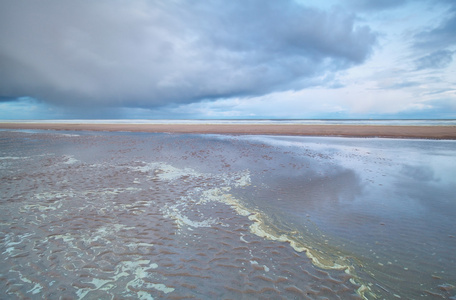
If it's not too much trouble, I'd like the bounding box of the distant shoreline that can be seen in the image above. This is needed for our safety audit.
[1,122,455,139]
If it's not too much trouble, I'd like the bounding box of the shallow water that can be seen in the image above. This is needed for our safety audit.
[0,130,455,299]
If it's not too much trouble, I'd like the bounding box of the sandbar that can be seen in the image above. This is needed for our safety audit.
[0,122,455,139]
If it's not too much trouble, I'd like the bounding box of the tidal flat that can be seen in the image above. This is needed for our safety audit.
[0,130,455,299]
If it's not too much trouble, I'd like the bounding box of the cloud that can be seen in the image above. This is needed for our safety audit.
[385,81,421,90]
[0,97,54,119]
[414,7,456,50]
[0,0,377,111]
[415,50,454,70]
[346,0,408,11]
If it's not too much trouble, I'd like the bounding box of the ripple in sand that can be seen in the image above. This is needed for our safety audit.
[0,131,368,299]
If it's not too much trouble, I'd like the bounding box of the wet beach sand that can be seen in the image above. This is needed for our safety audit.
[1,127,455,299]
[1,122,456,139]
[0,130,365,299]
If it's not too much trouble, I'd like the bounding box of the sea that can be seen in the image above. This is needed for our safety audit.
[0,120,455,299]
[3,119,456,126]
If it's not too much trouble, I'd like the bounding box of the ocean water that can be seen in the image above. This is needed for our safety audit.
[3,118,456,126]
[0,130,455,299]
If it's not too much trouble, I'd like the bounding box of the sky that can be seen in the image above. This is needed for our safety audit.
[0,0,455,120]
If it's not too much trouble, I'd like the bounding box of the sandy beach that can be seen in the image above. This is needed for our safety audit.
[0,122,455,139]
[2,128,456,299]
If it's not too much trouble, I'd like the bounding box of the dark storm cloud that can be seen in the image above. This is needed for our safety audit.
[0,0,377,109]
[415,50,454,70]
[0,96,17,102]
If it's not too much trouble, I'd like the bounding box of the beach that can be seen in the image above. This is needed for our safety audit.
[1,122,456,139]
[2,0,455,298]
[1,128,456,299]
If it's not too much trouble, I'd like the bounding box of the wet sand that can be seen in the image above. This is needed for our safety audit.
[1,130,456,299]
[1,122,455,139]
[0,131,363,299]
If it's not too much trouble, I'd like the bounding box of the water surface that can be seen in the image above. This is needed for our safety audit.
[0,130,455,299]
